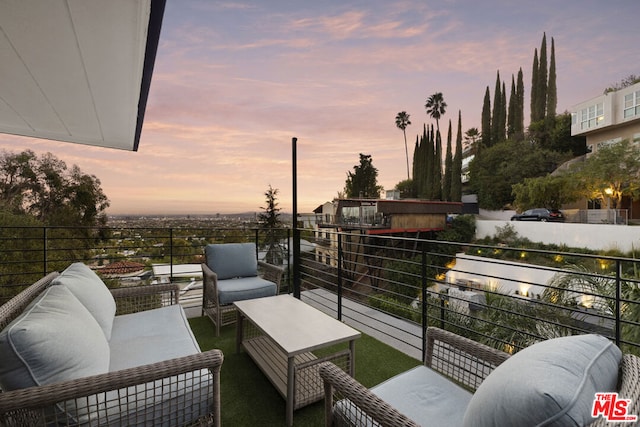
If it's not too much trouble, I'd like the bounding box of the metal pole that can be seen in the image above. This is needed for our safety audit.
[292,137,301,298]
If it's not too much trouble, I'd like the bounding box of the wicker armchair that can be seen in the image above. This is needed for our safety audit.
[201,243,284,336]
[0,271,224,426]
[319,327,509,427]
[320,327,640,427]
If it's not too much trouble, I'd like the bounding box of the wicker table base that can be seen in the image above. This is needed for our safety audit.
[235,295,360,426]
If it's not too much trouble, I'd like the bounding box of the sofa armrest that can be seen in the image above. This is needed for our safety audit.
[0,349,224,427]
[258,261,284,293]
[425,327,510,391]
[110,283,180,315]
[319,361,420,427]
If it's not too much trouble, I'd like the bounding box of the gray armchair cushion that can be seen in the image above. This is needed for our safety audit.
[0,285,110,391]
[217,276,277,305]
[372,365,472,425]
[52,262,116,340]
[463,334,621,427]
[205,243,258,280]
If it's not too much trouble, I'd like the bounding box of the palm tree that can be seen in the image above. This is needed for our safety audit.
[425,92,447,133]
[395,111,412,180]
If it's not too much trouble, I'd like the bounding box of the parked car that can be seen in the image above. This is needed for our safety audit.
[511,208,565,222]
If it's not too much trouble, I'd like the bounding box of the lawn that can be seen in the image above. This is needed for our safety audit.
[189,316,421,426]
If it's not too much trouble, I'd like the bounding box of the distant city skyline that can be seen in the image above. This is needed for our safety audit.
[1,0,638,215]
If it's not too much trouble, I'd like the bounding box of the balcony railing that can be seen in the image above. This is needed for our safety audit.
[1,225,639,360]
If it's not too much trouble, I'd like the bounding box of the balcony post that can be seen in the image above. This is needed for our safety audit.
[615,259,621,347]
[169,228,174,280]
[43,226,48,276]
[292,137,301,298]
[337,232,343,321]
[421,246,427,362]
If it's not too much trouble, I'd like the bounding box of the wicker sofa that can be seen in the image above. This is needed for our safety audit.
[320,327,640,427]
[0,263,224,426]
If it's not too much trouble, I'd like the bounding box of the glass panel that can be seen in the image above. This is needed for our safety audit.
[597,103,603,116]
[625,94,634,108]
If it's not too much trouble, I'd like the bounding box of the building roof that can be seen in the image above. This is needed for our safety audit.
[98,260,146,277]
[0,0,166,151]
[337,198,463,215]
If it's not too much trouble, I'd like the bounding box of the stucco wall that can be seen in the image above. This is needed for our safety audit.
[476,219,640,253]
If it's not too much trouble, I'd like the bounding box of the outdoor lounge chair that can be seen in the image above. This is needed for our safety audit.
[319,327,640,426]
[201,242,284,336]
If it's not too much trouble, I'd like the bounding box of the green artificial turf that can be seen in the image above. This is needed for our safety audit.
[188,316,421,426]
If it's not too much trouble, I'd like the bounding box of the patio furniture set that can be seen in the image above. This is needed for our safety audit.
[1,242,639,426]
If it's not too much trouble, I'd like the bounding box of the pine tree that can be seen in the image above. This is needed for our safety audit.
[451,111,463,202]
[481,86,492,148]
[516,68,525,141]
[531,48,539,123]
[258,185,284,265]
[546,37,557,128]
[443,120,453,201]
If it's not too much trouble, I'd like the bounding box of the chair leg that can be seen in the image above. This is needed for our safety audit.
[216,308,221,337]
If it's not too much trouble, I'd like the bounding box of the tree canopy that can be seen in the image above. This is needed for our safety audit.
[0,150,109,227]
[344,153,382,198]
[512,139,640,211]
[575,140,640,208]
[469,140,568,210]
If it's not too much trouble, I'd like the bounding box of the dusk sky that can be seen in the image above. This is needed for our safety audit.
[1,0,638,215]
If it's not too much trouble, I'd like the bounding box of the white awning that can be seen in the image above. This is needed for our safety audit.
[0,0,165,151]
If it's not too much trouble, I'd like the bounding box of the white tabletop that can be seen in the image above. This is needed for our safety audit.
[234,294,361,356]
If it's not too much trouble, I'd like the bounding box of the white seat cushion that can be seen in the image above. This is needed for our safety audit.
[109,304,201,371]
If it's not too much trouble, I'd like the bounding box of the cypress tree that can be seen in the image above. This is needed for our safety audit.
[507,75,516,139]
[412,135,420,197]
[491,71,502,145]
[546,37,557,127]
[451,111,463,202]
[481,86,492,148]
[500,81,507,142]
[537,33,548,122]
[531,48,539,123]
[516,68,525,140]
[443,120,453,201]
[426,125,435,198]
[434,129,443,200]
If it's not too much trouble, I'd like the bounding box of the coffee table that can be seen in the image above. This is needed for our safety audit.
[234,294,361,426]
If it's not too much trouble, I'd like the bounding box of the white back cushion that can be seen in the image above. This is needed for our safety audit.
[0,285,110,391]
[52,262,116,340]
